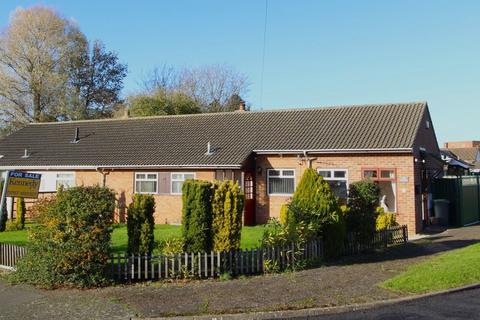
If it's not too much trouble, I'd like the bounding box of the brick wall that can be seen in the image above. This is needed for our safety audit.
[37,169,216,224]
[255,153,420,235]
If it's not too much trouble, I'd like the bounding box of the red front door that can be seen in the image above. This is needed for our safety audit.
[244,172,255,226]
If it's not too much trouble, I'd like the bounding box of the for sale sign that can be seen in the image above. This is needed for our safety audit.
[6,171,42,198]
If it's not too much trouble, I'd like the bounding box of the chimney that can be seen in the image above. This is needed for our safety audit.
[237,100,246,112]
[205,142,214,156]
[72,127,80,143]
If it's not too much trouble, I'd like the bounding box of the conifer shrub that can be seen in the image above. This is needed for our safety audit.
[127,194,155,255]
[268,168,346,259]
[212,180,244,251]
[345,179,380,241]
[11,186,115,288]
[16,197,25,229]
[181,180,214,252]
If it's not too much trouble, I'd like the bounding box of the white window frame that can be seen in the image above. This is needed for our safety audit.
[55,172,76,189]
[170,172,196,195]
[267,168,296,196]
[134,172,158,194]
[317,168,349,198]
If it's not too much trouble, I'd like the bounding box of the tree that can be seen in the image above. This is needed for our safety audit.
[67,40,127,120]
[136,63,250,114]
[128,88,200,117]
[127,194,155,255]
[0,7,86,131]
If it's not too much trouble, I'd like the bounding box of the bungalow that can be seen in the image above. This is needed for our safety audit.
[0,101,442,235]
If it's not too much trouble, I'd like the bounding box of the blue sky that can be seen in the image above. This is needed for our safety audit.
[1,1,479,144]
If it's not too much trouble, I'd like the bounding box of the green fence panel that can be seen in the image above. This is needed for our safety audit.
[460,177,480,226]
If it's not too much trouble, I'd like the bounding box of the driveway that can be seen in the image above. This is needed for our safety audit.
[0,225,479,319]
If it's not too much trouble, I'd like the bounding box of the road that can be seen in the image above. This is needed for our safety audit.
[301,288,480,320]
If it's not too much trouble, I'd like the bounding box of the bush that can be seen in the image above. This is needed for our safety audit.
[376,207,397,230]
[16,197,25,229]
[127,194,155,255]
[212,180,244,252]
[266,168,345,260]
[182,180,213,252]
[279,203,290,225]
[158,237,184,255]
[10,186,115,288]
[345,179,380,241]
[29,196,56,221]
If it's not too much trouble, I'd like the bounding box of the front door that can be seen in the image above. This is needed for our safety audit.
[243,172,255,225]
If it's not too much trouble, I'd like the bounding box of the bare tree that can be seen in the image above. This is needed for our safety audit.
[0,6,86,130]
[137,63,250,113]
[178,64,249,112]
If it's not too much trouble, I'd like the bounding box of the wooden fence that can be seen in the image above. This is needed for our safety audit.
[107,237,324,281]
[0,225,408,277]
[0,243,27,270]
[343,225,408,255]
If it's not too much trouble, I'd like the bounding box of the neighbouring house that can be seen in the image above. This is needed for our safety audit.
[0,101,442,235]
[443,141,480,175]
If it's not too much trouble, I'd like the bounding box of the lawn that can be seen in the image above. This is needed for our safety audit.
[0,224,267,253]
[382,242,480,294]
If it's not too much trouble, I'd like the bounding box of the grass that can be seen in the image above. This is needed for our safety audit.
[0,223,267,253]
[382,242,480,294]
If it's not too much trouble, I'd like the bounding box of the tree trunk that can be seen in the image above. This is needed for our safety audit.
[33,91,41,122]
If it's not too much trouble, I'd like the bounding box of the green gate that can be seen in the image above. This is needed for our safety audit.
[431,176,480,227]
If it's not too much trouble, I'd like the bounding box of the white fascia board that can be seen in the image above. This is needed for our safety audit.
[253,148,413,154]
[0,164,242,170]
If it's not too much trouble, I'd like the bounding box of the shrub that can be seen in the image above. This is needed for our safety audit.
[279,203,290,225]
[212,180,244,252]
[376,207,397,231]
[345,179,380,241]
[16,197,26,229]
[182,180,214,252]
[10,186,115,288]
[127,194,155,255]
[289,168,341,229]
[158,237,184,255]
[265,168,345,260]
[29,196,56,221]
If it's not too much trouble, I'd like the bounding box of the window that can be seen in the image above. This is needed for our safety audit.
[317,169,348,200]
[171,173,195,194]
[267,169,295,195]
[135,173,158,194]
[362,168,397,212]
[55,172,75,189]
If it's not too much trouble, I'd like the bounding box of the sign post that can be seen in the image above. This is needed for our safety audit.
[0,171,10,227]
[0,171,42,228]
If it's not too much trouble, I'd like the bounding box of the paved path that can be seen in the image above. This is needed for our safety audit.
[305,287,480,320]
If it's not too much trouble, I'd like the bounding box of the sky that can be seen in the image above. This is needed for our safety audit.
[0,0,479,145]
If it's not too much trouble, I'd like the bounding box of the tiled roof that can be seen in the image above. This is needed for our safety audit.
[445,148,479,164]
[0,102,428,168]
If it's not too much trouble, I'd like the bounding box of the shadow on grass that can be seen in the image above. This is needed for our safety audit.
[326,238,480,267]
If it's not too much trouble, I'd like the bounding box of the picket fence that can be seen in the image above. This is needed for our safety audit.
[0,225,408,278]
[108,225,408,282]
[343,224,408,255]
[108,237,324,281]
[0,243,27,270]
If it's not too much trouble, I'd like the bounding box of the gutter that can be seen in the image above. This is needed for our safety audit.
[253,148,413,154]
[0,164,242,171]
